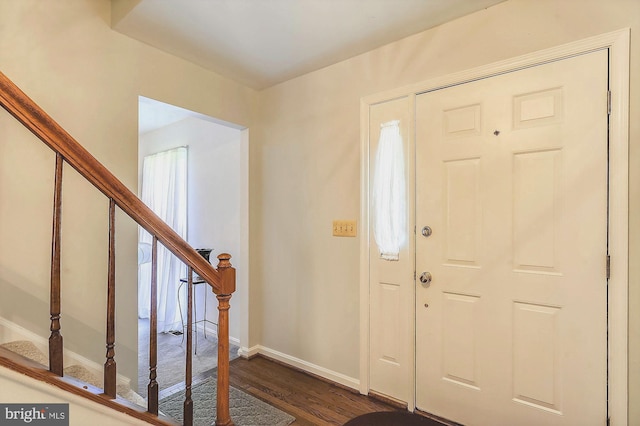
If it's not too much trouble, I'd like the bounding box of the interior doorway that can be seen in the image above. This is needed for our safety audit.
[136,96,249,390]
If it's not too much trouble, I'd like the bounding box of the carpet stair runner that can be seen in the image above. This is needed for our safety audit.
[0,340,146,407]
[1,340,296,425]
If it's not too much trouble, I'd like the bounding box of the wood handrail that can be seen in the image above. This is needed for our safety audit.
[0,71,231,295]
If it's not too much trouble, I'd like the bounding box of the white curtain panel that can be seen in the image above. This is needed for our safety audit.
[138,147,187,333]
[373,120,406,260]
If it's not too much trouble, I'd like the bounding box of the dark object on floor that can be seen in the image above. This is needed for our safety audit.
[343,411,446,426]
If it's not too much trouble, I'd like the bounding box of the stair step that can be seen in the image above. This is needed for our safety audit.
[0,345,178,425]
[0,340,48,365]
[0,340,146,406]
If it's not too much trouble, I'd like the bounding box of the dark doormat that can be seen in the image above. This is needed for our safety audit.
[343,411,448,426]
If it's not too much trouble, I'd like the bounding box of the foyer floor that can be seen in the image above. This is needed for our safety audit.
[229,356,403,426]
[137,318,239,397]
[138,318,413,425]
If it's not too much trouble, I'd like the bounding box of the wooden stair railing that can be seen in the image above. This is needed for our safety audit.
[0,71,236,426]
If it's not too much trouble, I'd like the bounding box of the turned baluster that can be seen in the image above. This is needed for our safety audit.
[184,267,194,426]
[104,198,117,398]
[147,236,159,414]
[49,153,64,376]
[215,253,235,426]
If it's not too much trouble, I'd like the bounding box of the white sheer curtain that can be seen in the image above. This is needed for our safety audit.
[373,120,406,260]
[138,147,187,333]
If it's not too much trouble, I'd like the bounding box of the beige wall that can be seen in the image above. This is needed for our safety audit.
[253,0,639,417]
[0,0,255,386]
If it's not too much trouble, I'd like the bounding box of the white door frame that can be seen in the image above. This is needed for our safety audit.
[359,28,629,424]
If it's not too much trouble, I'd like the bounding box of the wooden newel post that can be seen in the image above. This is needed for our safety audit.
[215,253,235,426]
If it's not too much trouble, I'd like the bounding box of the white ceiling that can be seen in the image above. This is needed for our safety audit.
[113,0,506,91]
[138,96,243,135]
[138,96,198,135]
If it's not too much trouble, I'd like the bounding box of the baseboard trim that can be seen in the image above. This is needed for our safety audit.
[192,325,360,390]
[0,316,130,388]
[197,322,241,346]
[238,345,260,359]
[240,344,359,391]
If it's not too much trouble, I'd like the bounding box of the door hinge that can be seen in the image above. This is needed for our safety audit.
[607,416,611,426]
[607,90,612,115]
[606,255,611,280]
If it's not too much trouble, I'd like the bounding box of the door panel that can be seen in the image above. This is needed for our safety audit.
[369,97,414,403]
[415,50,608,425]
[443,158,481,266]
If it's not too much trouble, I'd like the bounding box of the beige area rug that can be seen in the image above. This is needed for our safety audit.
[159,374,295,426]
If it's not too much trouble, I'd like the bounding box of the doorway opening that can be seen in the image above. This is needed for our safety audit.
[136,96,248,395]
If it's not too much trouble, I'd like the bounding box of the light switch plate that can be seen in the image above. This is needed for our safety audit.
[333,220,357,237]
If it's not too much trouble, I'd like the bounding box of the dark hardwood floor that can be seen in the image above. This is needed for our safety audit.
[228,355,403,425]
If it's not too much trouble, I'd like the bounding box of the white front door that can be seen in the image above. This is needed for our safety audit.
[415,50,609,425]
